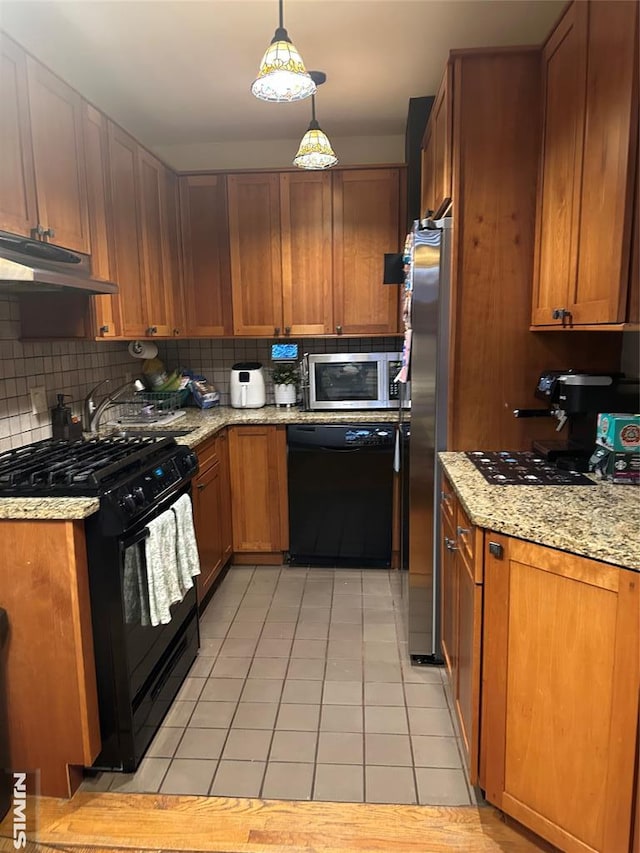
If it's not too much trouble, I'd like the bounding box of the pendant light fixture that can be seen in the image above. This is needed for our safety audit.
[251,0,316,102]
[293,71,338,170]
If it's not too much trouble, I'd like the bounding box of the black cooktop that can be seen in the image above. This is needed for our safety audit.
[0,436,177,497]
[465,451,595,485]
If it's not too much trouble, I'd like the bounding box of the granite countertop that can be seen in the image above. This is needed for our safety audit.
[0,406,402,520]
[439,452,639,571]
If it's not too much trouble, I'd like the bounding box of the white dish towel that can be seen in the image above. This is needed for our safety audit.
[171,493,201,589]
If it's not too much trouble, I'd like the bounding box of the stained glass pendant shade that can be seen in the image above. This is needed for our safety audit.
[251,0,316,102]
[293,71,338,170]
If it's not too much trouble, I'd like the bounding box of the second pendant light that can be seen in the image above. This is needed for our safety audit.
[293,71,338,170]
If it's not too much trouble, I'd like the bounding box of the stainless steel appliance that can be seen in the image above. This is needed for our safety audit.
[305,352,405,411]
[287,424,395,567]
[0,436,200,771]
[398,217,452,662]
[0,230,117,294]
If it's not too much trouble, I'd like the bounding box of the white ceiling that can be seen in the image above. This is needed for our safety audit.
[1,0,564,162]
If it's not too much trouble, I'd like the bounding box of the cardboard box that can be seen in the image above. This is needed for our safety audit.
[596,413,640,453]
[589,445,640,484]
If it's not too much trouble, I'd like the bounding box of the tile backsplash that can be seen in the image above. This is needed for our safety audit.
[0,295,401,451]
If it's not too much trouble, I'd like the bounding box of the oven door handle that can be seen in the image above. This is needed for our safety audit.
[120,528,150,552]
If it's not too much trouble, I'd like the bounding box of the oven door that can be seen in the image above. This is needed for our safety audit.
[309,353,388,410]
[85,483,199,771]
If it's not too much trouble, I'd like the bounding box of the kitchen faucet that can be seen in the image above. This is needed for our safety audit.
[83,378,145,433]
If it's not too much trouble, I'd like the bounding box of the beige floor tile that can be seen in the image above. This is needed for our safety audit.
[404,682,448,708]
[218,638,258,657]
[200,677,244,703]
[295,622,330,640]
[262,762,314,800]
[249,657,289,679]
[313,764,364,803]
[260,622,296,640]
[210,657,252,679]
[365,706,409,735]
[188,656,215,678]
[320,704,363,733]
[175,677,206,702]
[146,726,183,759]
[222,728,272,761]
[163,700,195,727]
[197,638,224,657]
[322,680,362,705]
[365,733,412,766]
[189,700,237,729]
[415,767,471,805]
[232,702,278,730]
[281,679,323,704]
[291,639,328,659]
[240,678,284,703]
[365,765,417,804]
[160,759,217,795]
[210,760,266,798]
[269,730,318,763]
[254,638,293,657]
[364,661,403,682]
[226,622,263,640]
[411,736,463,768]
[325,660,363,682]
[276,703,321,731]
[317,731,363,765]
[408,707,456,737]
[175,728,227,760]
[364,682,405,707]
[287,658,326,680]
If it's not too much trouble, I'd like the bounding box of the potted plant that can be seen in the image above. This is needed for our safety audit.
[272,363,299,407]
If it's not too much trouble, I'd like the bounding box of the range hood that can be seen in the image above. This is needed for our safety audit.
[0,231,118,295]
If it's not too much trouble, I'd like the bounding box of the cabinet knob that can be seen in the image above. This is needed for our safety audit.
[173,328,180,336]
[146,326,158,336]
[274,327,281,336]
[99,324,110,335]
[336,325,343,335]
[44,227,55,239]
[284,326,291,336]
[456,526,470,537]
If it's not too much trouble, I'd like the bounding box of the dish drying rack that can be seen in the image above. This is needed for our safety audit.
[107,390,188,426]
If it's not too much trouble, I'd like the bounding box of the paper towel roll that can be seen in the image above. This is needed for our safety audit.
[128,340,158,359]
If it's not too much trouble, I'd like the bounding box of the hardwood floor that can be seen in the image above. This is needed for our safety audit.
[0,792,555,852]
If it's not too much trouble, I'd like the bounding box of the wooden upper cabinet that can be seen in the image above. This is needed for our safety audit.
[333,169,401,335]
[83,103,120,339]
[280,172,333,335]
[179,174,232,337]
[420,123,435,217]
[228,173,283,336]
[431,66,452,213]
[25,56,90,254]
[0,35,37,238]
[107,122,147,338]
[532,0,638,327]
[165,169,184,337]
[137,148,174,336]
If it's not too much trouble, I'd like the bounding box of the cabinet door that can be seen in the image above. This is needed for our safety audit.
[280,172,333,335]
[228,426,287,554]
[440,501,458,680]
[0,35,37,238]
[571,0,638,324]
[455,548,481,785]
[431,67,452,213]
[179,175,232,337]
[165,169,184,337]
[531,2,588,326]
[25,56,90,253]
[216,430,233,563]
[137,148,174,336]
[482,535,639,853]
[83,104,120,338]
[107,122,147,338]
[228,173,283,336]
[193,460,224,604]
[420,123,435,217]
[333,169,401,335]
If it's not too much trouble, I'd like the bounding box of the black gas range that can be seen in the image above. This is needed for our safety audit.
[0,436,201,772]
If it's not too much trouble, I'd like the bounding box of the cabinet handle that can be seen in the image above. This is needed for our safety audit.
[336,325,343,335]
[274,327,281,336]
[444,537,458,552]
[456,526,470,537]
[44,227,55,239]
[146,326,158,335]
[32,224,46,239]
[197,483,205,490]
[441,490,451,504]
[488,541,503,559]
[99,324,110,335]
[284,326,291,336]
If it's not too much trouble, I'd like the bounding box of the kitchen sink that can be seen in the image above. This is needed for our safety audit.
[112,428,194,439]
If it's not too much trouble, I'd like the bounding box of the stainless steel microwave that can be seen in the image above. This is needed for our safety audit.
[306,352,408,410]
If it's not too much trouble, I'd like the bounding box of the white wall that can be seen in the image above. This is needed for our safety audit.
[153,134,405,172]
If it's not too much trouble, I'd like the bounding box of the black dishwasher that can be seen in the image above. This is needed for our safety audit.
[287,424,395,567]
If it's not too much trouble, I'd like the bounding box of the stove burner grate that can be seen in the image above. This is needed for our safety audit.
[465,451,595,486]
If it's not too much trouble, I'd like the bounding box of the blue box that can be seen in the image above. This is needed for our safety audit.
[596,413,640,454]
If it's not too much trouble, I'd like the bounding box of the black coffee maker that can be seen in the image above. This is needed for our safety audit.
[514,370,640,471]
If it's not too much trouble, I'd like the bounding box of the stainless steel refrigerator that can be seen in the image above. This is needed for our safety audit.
[399,216,452,662]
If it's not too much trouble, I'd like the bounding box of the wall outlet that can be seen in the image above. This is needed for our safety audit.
[29,385,48,415]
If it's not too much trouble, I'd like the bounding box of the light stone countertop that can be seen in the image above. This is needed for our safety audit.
[0,406,402,520]
[439,452,640,572]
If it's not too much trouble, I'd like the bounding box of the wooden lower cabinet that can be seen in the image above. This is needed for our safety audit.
[481,533,639,853]
[227,425,288,559]
[192,432,232,604]
[439,476,482,783]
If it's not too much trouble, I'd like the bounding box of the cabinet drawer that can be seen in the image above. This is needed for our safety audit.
[440,476,456,527]
[195,433,221,473]
[456,502,477,579]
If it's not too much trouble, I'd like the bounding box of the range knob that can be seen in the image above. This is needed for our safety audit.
[133,486,146,506]
[120,493,136,514]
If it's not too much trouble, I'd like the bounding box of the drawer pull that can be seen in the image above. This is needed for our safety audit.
[488,541,504,559]
[444,537,458,552]
[456,526,470,536]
